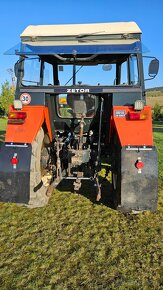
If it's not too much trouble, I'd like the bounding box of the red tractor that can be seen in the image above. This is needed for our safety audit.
[0,22,159,212]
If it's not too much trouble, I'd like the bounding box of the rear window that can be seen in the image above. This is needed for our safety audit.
[57,94,96,118]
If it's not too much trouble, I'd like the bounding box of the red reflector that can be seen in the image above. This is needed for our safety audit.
[10,157,19,165]
[135,160,144,169]
[8,119,25,124]
[8,111,27,119]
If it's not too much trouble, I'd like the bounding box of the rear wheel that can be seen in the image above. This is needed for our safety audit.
[111,134,121,209]
[28,128,52,207]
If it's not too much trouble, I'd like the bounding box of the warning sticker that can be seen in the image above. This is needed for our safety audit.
[114,110,126,117]
[20,93,31,105]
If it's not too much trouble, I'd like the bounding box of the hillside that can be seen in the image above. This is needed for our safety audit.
[146,87,163,108]
[146,87,163,92]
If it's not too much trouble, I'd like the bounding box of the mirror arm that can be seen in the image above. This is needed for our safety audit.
[143,56,157,59]
[144,75,156,81]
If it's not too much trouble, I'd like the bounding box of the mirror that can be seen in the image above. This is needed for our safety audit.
[14,59,24,79]
[102,64,112,71]
[148,59,159,77]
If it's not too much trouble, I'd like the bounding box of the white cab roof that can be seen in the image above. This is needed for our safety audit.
[21,22,141,38]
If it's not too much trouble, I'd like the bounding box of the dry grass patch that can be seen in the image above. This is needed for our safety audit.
[146,95,163,108]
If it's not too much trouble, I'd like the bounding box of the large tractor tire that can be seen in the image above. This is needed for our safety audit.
[28,127,52,207]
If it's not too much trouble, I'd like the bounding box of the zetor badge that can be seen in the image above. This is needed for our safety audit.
[20,93,31,105]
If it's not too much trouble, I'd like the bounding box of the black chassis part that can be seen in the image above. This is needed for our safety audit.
[0,143,32,204]
[117,146,158,212]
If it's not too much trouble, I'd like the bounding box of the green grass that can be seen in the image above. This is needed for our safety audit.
[153,121,163,190]
[0,118,162,289]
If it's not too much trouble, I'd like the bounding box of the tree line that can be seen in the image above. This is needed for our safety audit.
[0,81,15,116]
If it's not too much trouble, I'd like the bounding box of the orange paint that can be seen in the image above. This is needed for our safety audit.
[5,106,52,144]
[112,106,153,146]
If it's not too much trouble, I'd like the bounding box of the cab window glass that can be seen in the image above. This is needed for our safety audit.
[58,64,116,86]
[57,94,96,118]
[130,55,139,85]
[22,58,40,86]
[43,62,53,85]
[120,60,128,85]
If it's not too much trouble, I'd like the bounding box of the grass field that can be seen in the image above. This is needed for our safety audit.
[0,118,162,289]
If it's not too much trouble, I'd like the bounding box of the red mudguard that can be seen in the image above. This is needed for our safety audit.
[110,106,153,146]
[5,106,52,144]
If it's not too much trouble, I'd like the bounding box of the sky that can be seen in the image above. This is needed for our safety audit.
[0,0,162,89]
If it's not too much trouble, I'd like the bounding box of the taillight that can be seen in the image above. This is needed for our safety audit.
[128,112,140,120]
[8,111,27,124]
[128,111,148,120]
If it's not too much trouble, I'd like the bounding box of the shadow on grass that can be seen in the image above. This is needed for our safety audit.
[153,127,163,133]
[153,121,163,133]
[56,172,114,209]
[153,121,163,125]
[153,124,163,134]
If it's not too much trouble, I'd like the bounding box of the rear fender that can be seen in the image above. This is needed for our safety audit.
[110,106,153,146]
[5,106,52,144]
